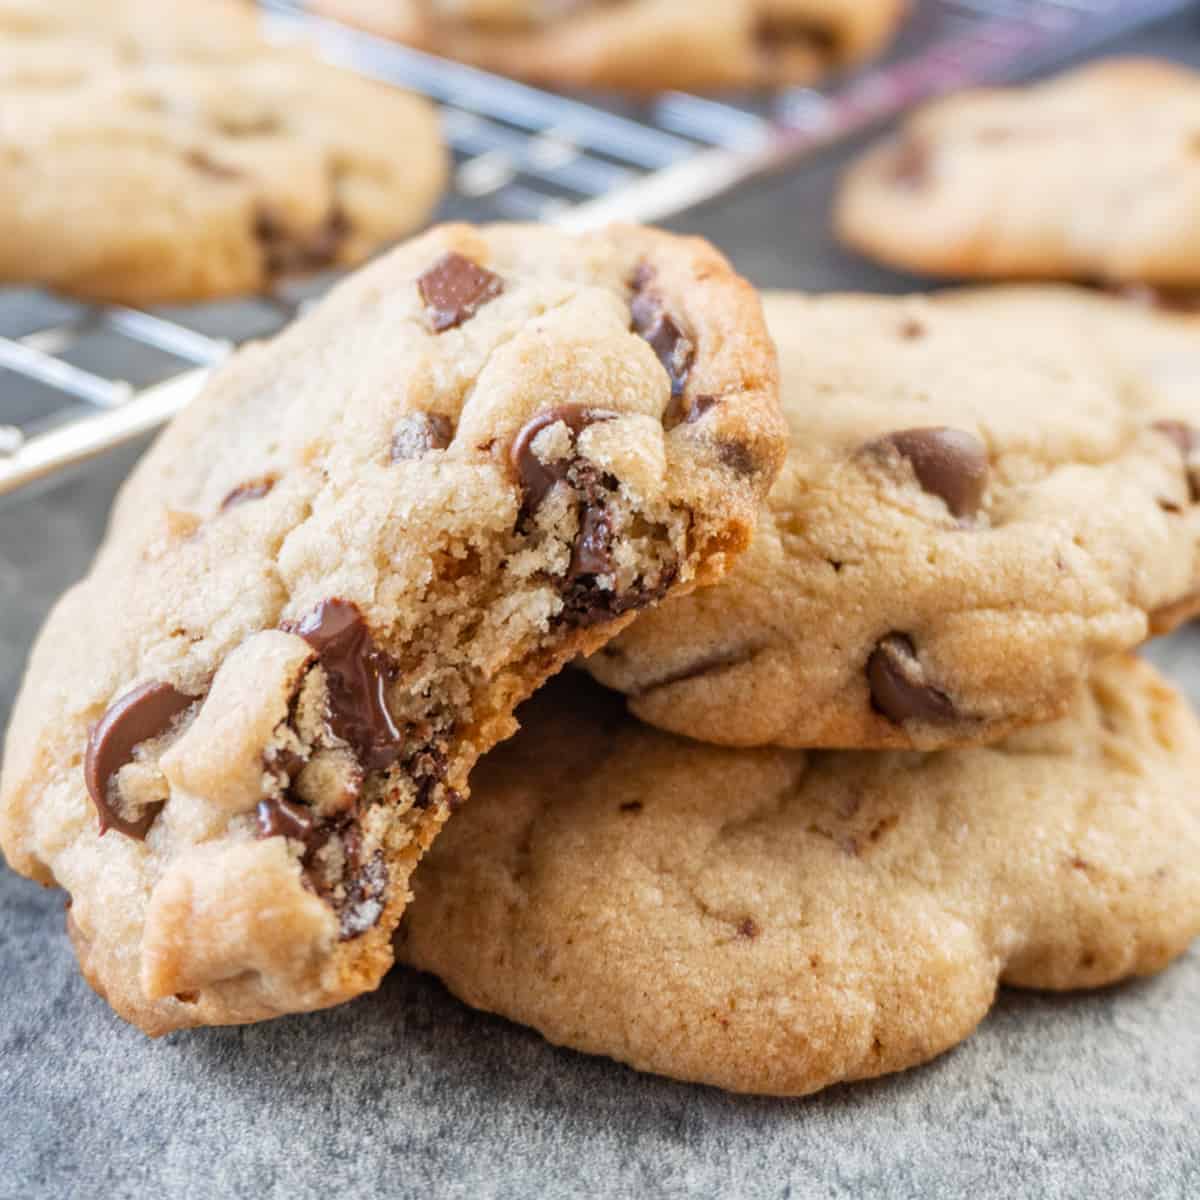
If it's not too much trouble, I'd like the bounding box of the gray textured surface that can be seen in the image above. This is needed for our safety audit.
[4,16,1200,1199]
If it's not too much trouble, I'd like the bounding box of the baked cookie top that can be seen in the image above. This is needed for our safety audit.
[0,222,783,1035]
[836,58,1200,286]
[399,656,1200,1096]
[313,0,907,93]
[0,0,447,304]
[588,288,1200,750]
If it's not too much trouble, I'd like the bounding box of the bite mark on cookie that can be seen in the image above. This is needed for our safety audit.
[418,252,504,332]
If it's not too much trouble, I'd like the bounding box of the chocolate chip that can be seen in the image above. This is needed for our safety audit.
[390,412,454,463]
[887,136,930,188]
[898,318,926,340]
[619,801,643,814]
[84,682,196,839]
[1153,420,1200,502]
[220,475,276,511]
[1109,283,1200,314]
[185,149,243,180]
[631,265,695,397]
[256,795,318,847]
[866,427,989,519]
[559,562,677,629]
[718,440,757,478]
[256,207,348,277]
[736,917,760,939]
[338,851,388,940]
[509,405,617,511]
[664,393,719,430]
[418,252,503,333]
[283,599,404,770]
[569,503,614,579]
[867,635,956,725]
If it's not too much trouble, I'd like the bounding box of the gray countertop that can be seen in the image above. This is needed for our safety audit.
[3,16,1200,1199]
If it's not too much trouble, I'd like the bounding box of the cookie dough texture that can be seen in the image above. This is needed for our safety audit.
[0,222,784,1035]
[836,58,1200,285]
[313,0,907,92]
[399,658,1200,1096]
[588,289,1200,750]
[0,0,447,304]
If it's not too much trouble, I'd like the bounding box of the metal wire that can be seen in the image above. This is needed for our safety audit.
[1,0,1195,499]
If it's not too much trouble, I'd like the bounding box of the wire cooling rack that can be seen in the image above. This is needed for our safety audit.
[1,0,1195,500]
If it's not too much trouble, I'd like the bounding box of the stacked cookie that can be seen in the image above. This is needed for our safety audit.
[6,220,1198,1099]
[397,287,1200,1094]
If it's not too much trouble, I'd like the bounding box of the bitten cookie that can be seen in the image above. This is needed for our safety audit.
[588,289,1200,750]
[836,58,1200,289]
[0,0,447,304]
[0,223,784,1035]
[312,0,907,93]
[399,657,1200,1097]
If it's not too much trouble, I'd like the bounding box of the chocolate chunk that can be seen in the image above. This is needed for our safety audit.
[1153,420,1200,502]
[569,503,614,579]
[256,796,318,847]
[559,563,677,630]
[867,427,989,519]
[339,851,388,940]
[283,599,404,770]
[220,475,276,511]
[631,265,695,397]
[509,404,617,511]
[84,682,195,839]
[256,207,348,277]
[887,136,930,188]
[867,635,956,725]
[418,252,503,333]
[664,393,719,430]
[390,412,454,462]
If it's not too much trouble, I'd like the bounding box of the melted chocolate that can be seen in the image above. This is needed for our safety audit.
[284,599,404,770]
[84,682,196,839]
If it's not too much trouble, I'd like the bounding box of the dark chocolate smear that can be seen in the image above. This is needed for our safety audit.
[84,682,196,839]
[569,503,615,579]
[390,412,454,462]
[867,427,989,519]
[867,635,957,725]
[256,795,318,848]
[284,599,404,770]
[418,251,503,333]
[631,265,695,397]
[509,404,618,511]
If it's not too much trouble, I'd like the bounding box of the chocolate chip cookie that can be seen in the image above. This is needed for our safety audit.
[313,0,907,93]
[398,656,1200,1096]
[588,289,1200,750]
[836,58,1200,288]
[0,0,447,304]
[0,223,784,1035]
